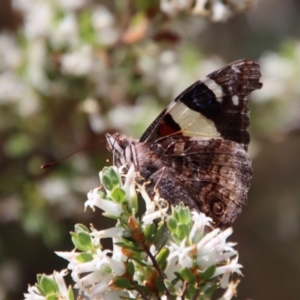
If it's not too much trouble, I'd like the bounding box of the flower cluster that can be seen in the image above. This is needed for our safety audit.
[160,0,257,22]
[25,165,242,300]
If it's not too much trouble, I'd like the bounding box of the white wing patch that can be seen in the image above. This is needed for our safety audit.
[169,102,221,138]
[202,77,224,103]
[232,95,239,105]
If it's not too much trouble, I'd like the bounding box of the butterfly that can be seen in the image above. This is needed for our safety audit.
[106,60,262,227]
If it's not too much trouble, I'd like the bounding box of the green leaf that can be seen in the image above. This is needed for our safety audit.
[167,216,177,232]
[136,284,151,296]
[116,242,143,252]
[67,286,75,300]
[173,271,183,281]
[75,252,93,263]
[180,268,195,284]
[187,282,196,299]
[171,275,180,286]
[176,223,189,240]
[127,260,135,277]
[74,224,89,233]
[77,232,92,249]
[144,223,156,242]
[172,235,182,245]
[111,187,126,203]
[130,256,149,267]
[156,247,170,269]
[40,276,58,295]
[152,223,166,244]
[155,276,165,293]
[203,282,219,296]
[102,174,113,191]
[201,265,216,281]
[71,232,90,252]
[179,207,190,223]
[129,192,138,212]
[164,278,176,295]
[37,274,43,283]
[36,274,46,295]
[114,277,132,289]
[108,167,121,186]
[101,167,121,191]
[45,295,57,300]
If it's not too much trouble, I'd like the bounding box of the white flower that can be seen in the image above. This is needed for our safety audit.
[139,186,168,225]
[52,270,69,298]
[61,246,125,299]
[164,253,181,282]
[88,281,130,300]
[142,207,169,225]
[24,285,45,300]
[122,164,137,209]
[195,228,237,268]
[168,239,194,269]
[213,256,242,288]
[217,280,240,300]
[189,210,212,243]
[61,45,94,76]
[91,226,123,240]
[111,236,127,262]
[55,251,83,282]
[85,188,123,217]
[57,246,125,288]
[24,270,70,300]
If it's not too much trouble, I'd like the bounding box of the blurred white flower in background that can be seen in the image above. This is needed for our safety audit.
[257,52,294,102]
[161,0,256,21]
[160,0,193,16]
[61,45,94,76]
[21,1,54,39]
[92,5,119,46]
[51,13,79,49]
[38,178,71,203]
[56,0,89,11]
[0,72,25,104]
[192,0,234,21]
[0,33,22,71]
[26,39,48,93]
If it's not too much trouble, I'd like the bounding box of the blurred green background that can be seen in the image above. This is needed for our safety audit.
[1,0,300,299]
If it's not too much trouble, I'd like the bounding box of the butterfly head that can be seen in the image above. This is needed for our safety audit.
[105,133,137,169]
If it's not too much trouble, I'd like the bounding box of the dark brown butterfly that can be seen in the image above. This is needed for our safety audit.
[106,60,262,227]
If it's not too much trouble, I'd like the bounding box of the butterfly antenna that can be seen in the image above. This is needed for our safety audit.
[41,138,106,169]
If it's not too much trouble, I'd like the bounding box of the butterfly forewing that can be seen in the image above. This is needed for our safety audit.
[140,59,262,151]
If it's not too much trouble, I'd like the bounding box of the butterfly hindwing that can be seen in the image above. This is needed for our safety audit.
[137,135,252,227]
